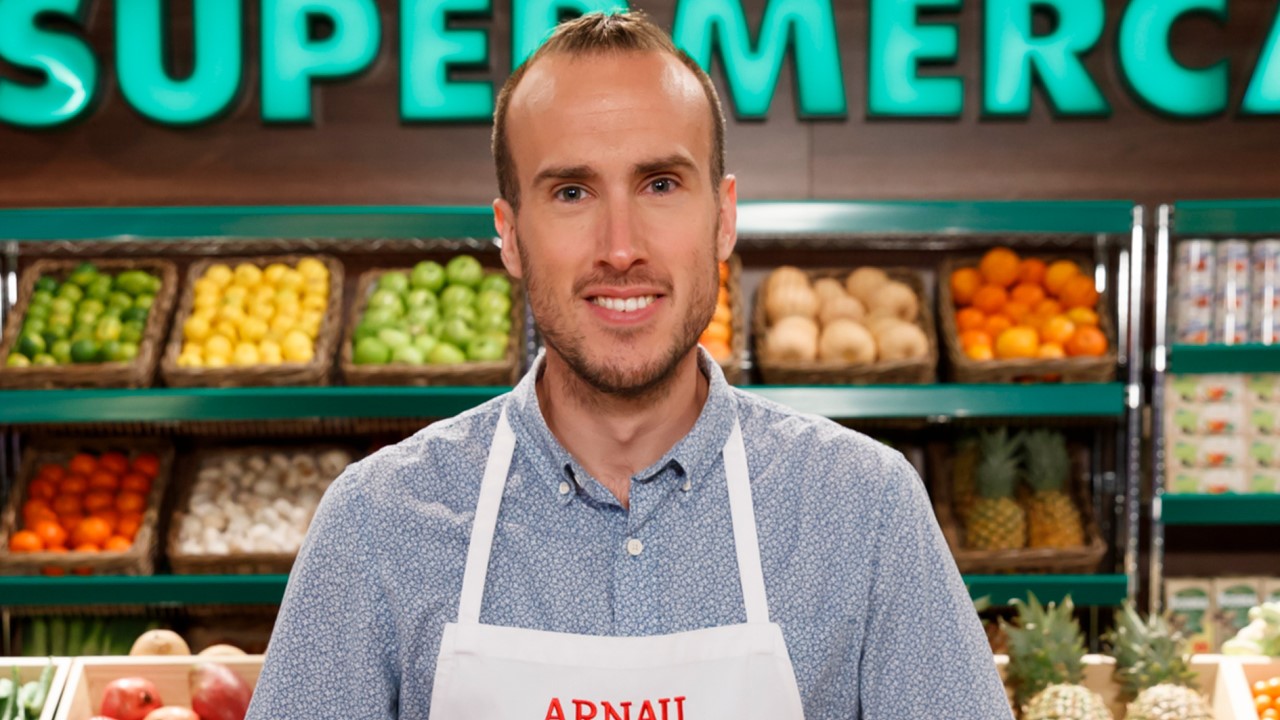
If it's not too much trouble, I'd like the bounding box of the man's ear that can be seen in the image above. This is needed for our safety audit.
[716,175,738,262]
[494,198,523,279]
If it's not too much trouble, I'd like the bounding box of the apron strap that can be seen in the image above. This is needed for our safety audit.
[456,405,517,624]
[723,418,770,624]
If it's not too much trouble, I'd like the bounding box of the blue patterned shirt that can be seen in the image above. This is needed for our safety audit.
[249,350,1012,719]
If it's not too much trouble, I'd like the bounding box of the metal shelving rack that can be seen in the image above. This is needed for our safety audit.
[1149,201,1280,615]
[0,202,1142,612]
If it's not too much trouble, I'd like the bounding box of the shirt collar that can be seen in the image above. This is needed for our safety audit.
[503,347,738,501]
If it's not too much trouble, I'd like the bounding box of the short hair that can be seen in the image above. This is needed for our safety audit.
[492,11,727,210]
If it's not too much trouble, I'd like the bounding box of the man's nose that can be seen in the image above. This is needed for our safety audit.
[599,194,645,272]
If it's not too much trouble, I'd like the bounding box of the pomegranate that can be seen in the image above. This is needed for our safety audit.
[100,677,164,720]
[189,663,252,720]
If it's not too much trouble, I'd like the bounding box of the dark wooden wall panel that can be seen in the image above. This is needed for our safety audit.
[2,0,1279,207]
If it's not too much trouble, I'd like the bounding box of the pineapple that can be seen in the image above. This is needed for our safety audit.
[1003,594,1114,719]
[1023,430,1085,549]
[965,429,1027,550]
[1105,602,1213,720]
[953,435,980,519]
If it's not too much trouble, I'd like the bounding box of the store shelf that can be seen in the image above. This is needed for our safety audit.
[736,200,1134,235]
[1174,199,1280,236]
[1169,344,1280,374]
[1159,494,1280,526]
[964,574,1129,607]
[0,573,1126,607]
[0,383,1126,425]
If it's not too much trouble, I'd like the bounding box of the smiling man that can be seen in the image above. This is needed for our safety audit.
[248,11,1011,720]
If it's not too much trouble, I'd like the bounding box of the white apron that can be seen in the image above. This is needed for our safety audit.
[427,404,806,720]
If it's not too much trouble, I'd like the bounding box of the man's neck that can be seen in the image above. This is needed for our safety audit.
[535,349,709,509]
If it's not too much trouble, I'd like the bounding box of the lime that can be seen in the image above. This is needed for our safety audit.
[87,275,113,301]
[29,289,54,308]
[68,263,98,288]
[47,313,73,331]
[107,291,134,311]
[49,297,75,316]
[49,340,71,365]
[100,340,123,362]
[74,308,99,328]
[56,283,83,303]
[121,307,149,325]
[31,353,57,367]
[134,294,155,311]
[69,328,94,344]
[116,342,139,362]
[5,353,30,368]
[353,322,380,342]
[114,270,149,297]
[79,298,105,317]
[17,332,46,358]
[95,316,122,343]
[70,339,99,363]
[23,318,46,337]
[24,303,50,322]
[119,322,144,345]
[34,276,58,294]
[144,274,162,294]
[41,325,69,346]
[353,337,391,365]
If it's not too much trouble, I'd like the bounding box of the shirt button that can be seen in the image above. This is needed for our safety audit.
[558,481,571,495]
[626,538,644,556]
[681,478,691,492]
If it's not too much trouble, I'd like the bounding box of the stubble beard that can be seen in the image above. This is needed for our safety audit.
[519,227,720,403]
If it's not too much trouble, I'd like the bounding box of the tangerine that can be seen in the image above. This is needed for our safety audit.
[979,247,1021,288]
[71,517,112,547]
[1010,283,1046,307]
[995,327,1040,359]
[1067,307,1100,327]
[120,472,152,495]
[26,479,57,502]
[959,330,993,350]
[1037,343,1066,359]
[56,514,84,533]
[104,536,132,552]
[22,498,53,524]
[83,491,115,514]
[965,343,995,361]
[59,474,89,495]
[24,505,58,528]
[98,452,129,474]
[1041,316,1077,345]
[73,542,100,553]
[972,285,1009,315]
[37,463,66,482]
[956,307,987,332]
[32,520,67,549]
[1018,258,1047,285]
[92,509,120,532]
[1004,302,1031,324]
[51,494,82,516]
[1034,299,1064,317]
[116,491,148,514]
[131,453,161,478]
[68,453,97,476]
[717,287,730,307]
[950,267,984,306]
[9,529,42,552]
[984,314,1014,339]
[116,514,143,541]
[1060,275,1100,310]
[1066,325,1108,357]
[88,470,120,491]
[718,262,730,283]
[1044,260,1082,297]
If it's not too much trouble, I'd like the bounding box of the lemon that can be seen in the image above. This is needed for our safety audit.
[302,294,328,313]
[184,315,212,343]
[193,277,221,297]
[263,263,290,285]
[299,310,324,338]
[282,330,313,361]
[248,302,275,322]
[193,290,219,312]
[177,351,203,369]
[232,342,260,366]
[241,316,269,342]
[222,286,248,307]
[297,258,328,280]
[303,276,329,297]
[204,334,233,360]
[218,304,246,326]
[205,354,229,369]
[204,264,233,288]
[259,339,283,365]
[251,285,276,306]
[269,314,296,337]
[234,263,263,288]
[192,307,217,325]
[276,268,304,292]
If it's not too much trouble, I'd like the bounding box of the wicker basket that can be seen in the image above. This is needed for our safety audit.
[159,255,344,388]
[939,255,1117,383]
[0,438,174,576]
[752,267,938,385]
[929,442,1107,574]
[166,445,355,575]
[0,258,178,389]
[712,255,748,385]
[339,267,524,386]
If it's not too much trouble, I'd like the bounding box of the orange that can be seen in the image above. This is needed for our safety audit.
[984,314,1014,339]
[116,514,143,541]
[51,494,82,516]
[26,506,59,529]
[116,491,148,514]
[1258,695,1274,713]
[995,327,1040,359]
[1003,302,1031,324]
[1034,298,1063,317]
[1044,260,1082,297]
[26,479,57,502]
[701,339,732,362]
[1041,316,1077,345]
[1010,283,1046,307]
[1017,258,1047,285]
[60,474,88,495]
[22,498,53,523]
[950,267,983,306]
[57,514,84,533]
[1066,307,1100,327]
[1037,343,1066,359]
[9,529,43,552]
[1059,275,1099,310]
[959,330,993,351]
[1066,325,1108,357]
[700,321,731,346]
[37,463,66,482]
[1263,709,1278,719]
[68,453,97,476]
[717,287,730,307]
[32,520,67,550]
[956,307,986,332]
[98,451,129,474]
[965,343,994,361]
[131,453,160,478]
[718,262,730,283]
[92,509,119,532]
[73,542,100,554]
[979,247,1021,288]
[71,517,112,548]
[712,303,732,326]
[1255,681,1270,696]
[972,285,1008,315]
[88,470,120,492]
[83,490,115,513]
[120,472,152,495]
[104,536,132,552]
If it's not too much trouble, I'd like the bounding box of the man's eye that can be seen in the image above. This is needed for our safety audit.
[555,186,586,202]
[650,178,677,194]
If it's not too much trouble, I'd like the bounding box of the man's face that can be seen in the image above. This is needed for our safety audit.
[495,50,736,396]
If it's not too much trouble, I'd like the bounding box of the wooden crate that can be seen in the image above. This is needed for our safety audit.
[0,657,72,720]
[1219,655,1280,720]
[993,653,1258,719]
[55,655,263,720]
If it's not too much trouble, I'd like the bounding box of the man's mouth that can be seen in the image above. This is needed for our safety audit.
[590,295,658,313]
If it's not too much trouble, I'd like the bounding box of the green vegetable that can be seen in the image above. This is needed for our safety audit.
[81,619,104,656]
[2,667,19,720]
[30,618,48,658]
[66,618,85,657]
[0,678,12,704]
[48,618,65,656]
[22,661,54,719]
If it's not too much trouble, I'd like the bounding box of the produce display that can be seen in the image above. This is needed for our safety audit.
[1104,602,1213,720]
[1002,595,1113,719]
[175,259,330,369]
[3,264,163,368]
[1166,577,1280,653]
[1172,238,1278,345]
[9,450,160,562]
[1253,674,1280,719]
[173,448,352,557]
[698,261,734,364]
[758,266,929,364]
[15,616,160,657]
[1165,373,1280,493]
[0,660,56,720]
[950,248,1108,361]
[1223,600,1280,656]
[351,256,513,366]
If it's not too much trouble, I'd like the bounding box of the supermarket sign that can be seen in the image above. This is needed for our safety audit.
[2,0,1279,128]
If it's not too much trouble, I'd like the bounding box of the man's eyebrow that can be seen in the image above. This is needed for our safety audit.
[533,165,597,187]
[633,155,698,177]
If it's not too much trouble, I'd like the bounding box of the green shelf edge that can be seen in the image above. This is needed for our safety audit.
[1160,494,1280,526]
[1174,199,1280,236]
[1169,344,1280,374]
[963,574,1129,607]
[0,383,1126,424]
[0,201,1135,241]
[0,573,1126,607]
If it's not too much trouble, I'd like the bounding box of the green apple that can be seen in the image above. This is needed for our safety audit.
[475,313,512,335]
[353,337,391,365]
[479,273,512,296]
[378,271,411,295]
[444,304,477,326]
[405,306,440,336]
[377,327,412,351]
[367,289,405,317]
[467,333,508,362]
[440,317,475,348]
[412,333,438,356]
[405,288,437,310]
[475,290,511,318]
[440,285,476,311]
[353,322,380,342]
[411,260,446,293]
[445,255,484,289]
[360,307,400,330]
[428,342,467,365]
[391,345,426,365]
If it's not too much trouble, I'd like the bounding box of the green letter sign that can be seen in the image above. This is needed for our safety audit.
[402,0,493,121]
[262,0,381,122]
[0,0,97,127]
[117,0,242,124]
[984,0,1107,115]
[674,0,845,119]
[868,0,961,117]
[1119,0,1227,117]
[1243,5,1280,114]
[513,0,628,67]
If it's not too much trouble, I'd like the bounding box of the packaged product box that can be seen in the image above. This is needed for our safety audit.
[1248,437,1280,468]
[1247,468,1280,493]
[1250,404,1279,437]
[1214,577,1264,651]
[1247,375,1280,404]
[1170,375,1245,404]
[1166,578,1215,654]
[1170,403,1246,437]
[1265,578,1280,605]
[1167,468,1247,494]
[1170,436,1248,469]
